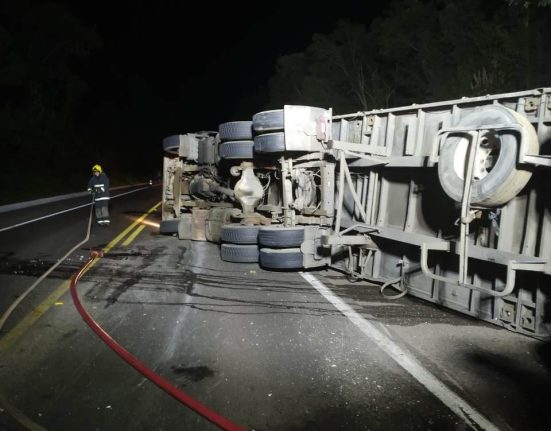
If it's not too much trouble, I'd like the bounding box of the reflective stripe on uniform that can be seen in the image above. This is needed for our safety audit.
[93,184,105,187]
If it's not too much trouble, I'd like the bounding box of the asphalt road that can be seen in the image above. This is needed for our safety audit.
[0,186,550,431]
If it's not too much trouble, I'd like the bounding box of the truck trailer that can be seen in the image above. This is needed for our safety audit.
[160,88,551,339]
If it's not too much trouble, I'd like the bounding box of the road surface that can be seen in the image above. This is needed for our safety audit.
[0,185,550,431]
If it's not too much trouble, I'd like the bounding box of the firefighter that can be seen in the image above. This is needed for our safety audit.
[87,164,110,226]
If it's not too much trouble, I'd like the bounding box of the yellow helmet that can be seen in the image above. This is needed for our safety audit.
[92,164,102,173]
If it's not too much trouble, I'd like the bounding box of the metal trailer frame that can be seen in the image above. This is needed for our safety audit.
[160,89,551,339]
[320,88,551,339]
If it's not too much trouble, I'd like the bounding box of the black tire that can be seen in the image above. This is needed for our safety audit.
[160,219,179,234]
[259,248,303,269]
[163,135,180,155]
[219,141,254,159]
[252,109,284,132]
[220,224,260,244]
[258,225,305,248]
[438,105,538,207]
[221,244,259,263]
[218,121,253,141]
[254,132,285,153]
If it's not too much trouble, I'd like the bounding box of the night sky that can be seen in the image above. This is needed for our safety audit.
[60,0,384,141]
[0,0,386,201]
[6,0,547,202]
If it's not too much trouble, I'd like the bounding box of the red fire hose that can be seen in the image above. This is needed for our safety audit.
[70,250,247,431]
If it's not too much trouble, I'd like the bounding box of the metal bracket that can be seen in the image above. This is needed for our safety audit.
[431,123,529,165]
[434,121,550,168]
[420,242,545,297]
[182,164,200,172]
[327,140,390,164]
[521,154,551,167]
[321,234,374,247]
[420,128,546,297]
[320,224,378,247]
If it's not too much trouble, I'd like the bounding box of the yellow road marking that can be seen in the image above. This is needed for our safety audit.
[103,202,161,254]
[122,224,146,247]
[0,201,161,355]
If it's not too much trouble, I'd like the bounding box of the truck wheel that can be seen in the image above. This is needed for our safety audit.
[221,244,259,263]
[162,135,180,155]
[438,105,538,207]
[259,248,303,269]
[258,225,304,247]
[254,132,285,153]
[252,109,284,132]
[218,121,253,141]
[219,141,254,159]
[159,219,179,234]
[220,224,260,244]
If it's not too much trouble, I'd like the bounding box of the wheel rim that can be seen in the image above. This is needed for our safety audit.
[452,132,501,181]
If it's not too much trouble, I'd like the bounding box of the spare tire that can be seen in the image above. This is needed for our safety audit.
[438,105,538,207]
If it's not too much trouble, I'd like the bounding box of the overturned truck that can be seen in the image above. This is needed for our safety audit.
[160,88,551,339]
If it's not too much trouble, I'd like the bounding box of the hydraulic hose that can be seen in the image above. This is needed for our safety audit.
[70,250,247,431]
[380,277,408,299]
[0,203,95,332]
[0,391,47,431]
[0,202,95,431]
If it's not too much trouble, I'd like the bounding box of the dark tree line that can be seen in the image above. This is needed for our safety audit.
[2,0,551,203]
[0,1,158,203]
[0,1,104,202]
[266,0,551,113]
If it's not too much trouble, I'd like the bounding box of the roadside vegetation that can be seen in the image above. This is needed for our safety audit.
[1,0,550,204]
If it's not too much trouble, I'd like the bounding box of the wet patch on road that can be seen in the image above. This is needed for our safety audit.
[0,257,80,279]
[536,341,551,374]
[170,365,215,385]
[104,276,141,308]
[0,251,14,260]
[320,274,491,329]
[79,242,341,318]
[101,252,144,259]
[170,364,216,389]
[463,349,551,431]
[84,268,197,305]
[81,245,188,307]
[59,328,79,341]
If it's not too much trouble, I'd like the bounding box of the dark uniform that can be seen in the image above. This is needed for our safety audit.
[87,172,110,225]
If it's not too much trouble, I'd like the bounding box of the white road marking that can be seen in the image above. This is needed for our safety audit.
[300,271,501,431]
[0,186,152,233]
